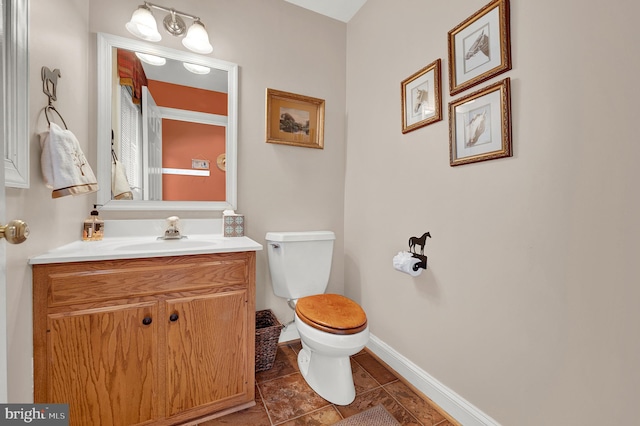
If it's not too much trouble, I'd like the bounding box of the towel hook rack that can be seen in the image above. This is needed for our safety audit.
[42,66,68,129]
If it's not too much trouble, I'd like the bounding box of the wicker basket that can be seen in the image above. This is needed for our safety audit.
[255,309,283,372]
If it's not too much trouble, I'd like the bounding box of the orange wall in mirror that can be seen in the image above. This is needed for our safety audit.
[161,119,226,201]
[147,80,227,115]
[147,80,227,201]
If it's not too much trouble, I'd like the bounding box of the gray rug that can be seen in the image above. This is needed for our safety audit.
[334,404,401,426]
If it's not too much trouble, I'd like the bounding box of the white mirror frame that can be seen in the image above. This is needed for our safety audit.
[3,0,29,188]
[96,33,238,211]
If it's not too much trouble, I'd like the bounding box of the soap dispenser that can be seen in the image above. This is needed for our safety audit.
[82,205,104,241]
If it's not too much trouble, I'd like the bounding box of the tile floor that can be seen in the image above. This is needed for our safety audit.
[201,341,458,426]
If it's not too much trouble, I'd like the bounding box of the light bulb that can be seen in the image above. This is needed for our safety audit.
[126,5,161,42]
[182,21,213,54]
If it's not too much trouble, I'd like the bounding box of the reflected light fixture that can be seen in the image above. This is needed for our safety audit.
[135,52,167,66]
[183,62,211,75]
[126,2,213,54]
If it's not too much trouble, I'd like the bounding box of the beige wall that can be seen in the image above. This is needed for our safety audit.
[345,0,640,425]
[6,0,346,403]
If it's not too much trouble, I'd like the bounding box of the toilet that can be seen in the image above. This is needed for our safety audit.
[265,231,369,405]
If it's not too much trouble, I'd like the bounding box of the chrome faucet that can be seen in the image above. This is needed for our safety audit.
[162,216,182,240]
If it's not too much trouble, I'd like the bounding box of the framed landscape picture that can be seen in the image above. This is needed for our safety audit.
[266,89,325,149]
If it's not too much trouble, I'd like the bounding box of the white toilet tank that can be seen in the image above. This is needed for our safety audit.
[265,231,335,299]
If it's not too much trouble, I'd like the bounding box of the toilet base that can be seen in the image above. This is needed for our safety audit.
[297,345,356,405]
[278,321,300,343]
[294,312,369,406]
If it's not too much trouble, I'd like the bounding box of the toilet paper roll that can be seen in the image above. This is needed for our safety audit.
[392,251,422,277]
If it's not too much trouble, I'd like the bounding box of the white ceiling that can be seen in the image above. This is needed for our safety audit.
[284,0,368,23]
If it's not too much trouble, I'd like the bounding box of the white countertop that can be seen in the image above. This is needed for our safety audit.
[29,233,263,265]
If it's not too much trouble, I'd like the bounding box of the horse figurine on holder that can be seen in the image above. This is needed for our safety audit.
[42,67,61,103]
[408,232,431,255]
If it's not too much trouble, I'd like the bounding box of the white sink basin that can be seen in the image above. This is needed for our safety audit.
[114,238,218,251]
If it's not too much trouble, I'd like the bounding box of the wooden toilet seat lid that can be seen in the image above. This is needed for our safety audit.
[295,294,367,335]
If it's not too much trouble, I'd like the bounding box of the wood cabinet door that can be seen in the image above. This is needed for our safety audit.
[48,302,159,426]
[165,289,249,417]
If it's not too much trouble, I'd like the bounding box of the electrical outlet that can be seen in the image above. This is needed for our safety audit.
[192,159,210,170]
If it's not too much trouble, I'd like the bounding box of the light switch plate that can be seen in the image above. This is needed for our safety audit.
[192,159,210,170]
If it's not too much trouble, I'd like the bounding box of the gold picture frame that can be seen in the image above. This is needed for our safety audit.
[449,78,512,166]
[448,0,511,95]
[401,59,443,134]
[266,88,325,149]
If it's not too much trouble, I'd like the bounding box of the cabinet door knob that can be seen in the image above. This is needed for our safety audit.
[169,313,179,322]
[142,316,153,325]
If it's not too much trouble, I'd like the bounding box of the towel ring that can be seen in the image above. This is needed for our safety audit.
[42,66,68,129]
[44,105,68,129]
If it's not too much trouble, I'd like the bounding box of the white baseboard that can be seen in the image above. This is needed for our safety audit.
[366,334,501,426]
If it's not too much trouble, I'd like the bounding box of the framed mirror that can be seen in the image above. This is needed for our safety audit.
[3,0,29,189]
[96,33,237,211]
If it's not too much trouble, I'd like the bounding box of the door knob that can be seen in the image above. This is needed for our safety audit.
[0,220,30,244]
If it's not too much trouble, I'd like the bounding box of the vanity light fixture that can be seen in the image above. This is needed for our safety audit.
[126,2,214,54]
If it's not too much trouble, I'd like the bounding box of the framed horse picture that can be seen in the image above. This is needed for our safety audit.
[448,0,511,95]
[449,78,512,166]
[401,59,442,134]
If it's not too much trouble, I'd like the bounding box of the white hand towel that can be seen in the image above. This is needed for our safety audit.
[111,159,133,200]
[39,122,99,198]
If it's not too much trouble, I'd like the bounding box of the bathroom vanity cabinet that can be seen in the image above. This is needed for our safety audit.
[32,251,256,426]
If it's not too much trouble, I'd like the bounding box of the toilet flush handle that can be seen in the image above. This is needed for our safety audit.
[270,243,280,249]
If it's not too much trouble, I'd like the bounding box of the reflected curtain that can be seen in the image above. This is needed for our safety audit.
[117,48,148,105]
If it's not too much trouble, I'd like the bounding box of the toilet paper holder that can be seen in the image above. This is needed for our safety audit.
[408,232,431,271]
